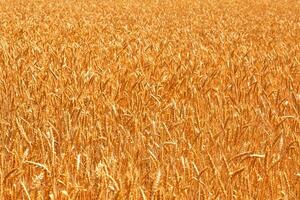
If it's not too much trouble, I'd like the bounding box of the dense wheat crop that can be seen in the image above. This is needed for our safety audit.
[0,0,299,199]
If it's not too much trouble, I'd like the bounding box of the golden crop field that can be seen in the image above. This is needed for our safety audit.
[0,0,299,199]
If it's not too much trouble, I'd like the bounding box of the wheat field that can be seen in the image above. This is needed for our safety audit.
[0,0,299,199]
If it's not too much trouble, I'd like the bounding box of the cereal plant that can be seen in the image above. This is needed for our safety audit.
[0,0,299,199]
